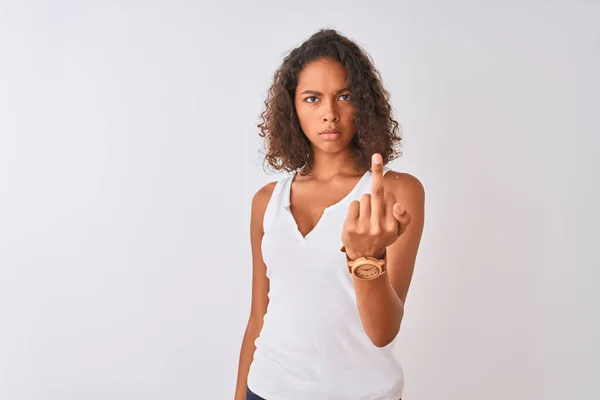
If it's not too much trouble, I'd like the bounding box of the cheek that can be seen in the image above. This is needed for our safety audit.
[340,101,355,113]
[295,104,306,120]
[342,105,356,123]
[295,105,317,128]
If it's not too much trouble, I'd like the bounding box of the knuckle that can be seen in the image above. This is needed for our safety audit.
[385,224,397,235]
[370,221,383,235]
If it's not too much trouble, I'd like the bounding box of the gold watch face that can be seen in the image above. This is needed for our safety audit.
[354,264,381,280]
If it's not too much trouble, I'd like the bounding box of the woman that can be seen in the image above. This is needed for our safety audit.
[234,29,425,400]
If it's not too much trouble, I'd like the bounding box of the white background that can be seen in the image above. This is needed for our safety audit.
[1,1,599,399]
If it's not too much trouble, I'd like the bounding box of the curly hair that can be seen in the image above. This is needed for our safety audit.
[257,28,403,176]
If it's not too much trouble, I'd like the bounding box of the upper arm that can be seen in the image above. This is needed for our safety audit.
[385,172,425,305]
[247,181,277,331]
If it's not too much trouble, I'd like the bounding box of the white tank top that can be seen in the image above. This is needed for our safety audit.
[247,166,403,400]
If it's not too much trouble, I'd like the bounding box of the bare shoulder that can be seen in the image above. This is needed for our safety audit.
[252,181,277,208]
[253,180,278,205]
[383,170,426,223]
[384,170,425,199]
[251,180,279,233]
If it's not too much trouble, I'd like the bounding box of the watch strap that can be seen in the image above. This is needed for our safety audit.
[340,245,387,274]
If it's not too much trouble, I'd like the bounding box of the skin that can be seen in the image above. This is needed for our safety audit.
[234,56,425,399]
[295,57,357,174]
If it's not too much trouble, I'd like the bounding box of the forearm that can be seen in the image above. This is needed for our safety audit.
[234,324,261,400]
[353,271,404,347]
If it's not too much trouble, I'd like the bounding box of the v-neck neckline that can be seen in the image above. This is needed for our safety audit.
[284,170,370,241]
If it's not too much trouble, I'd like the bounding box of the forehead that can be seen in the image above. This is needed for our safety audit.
[296,57,349,90]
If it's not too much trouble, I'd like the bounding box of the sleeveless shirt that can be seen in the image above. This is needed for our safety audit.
[247,166,404,400]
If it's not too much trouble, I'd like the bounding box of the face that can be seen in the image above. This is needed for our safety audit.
[294,57,356,154]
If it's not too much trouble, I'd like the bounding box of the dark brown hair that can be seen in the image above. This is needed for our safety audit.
[258,29,402,176]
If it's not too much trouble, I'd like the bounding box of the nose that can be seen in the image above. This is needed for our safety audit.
[322,100,339,122]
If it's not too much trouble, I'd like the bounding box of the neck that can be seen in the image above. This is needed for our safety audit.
[307,146,363,179]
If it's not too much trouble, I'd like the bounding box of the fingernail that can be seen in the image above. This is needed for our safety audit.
[373,154,381,165]
[396,204,405,214]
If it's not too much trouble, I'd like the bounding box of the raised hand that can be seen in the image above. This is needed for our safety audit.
[341,153,411,261]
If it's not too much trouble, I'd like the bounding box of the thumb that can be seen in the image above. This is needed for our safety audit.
[393,203,411,234]
[393,203,405,220]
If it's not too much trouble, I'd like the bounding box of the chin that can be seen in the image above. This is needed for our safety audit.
[314,141,353,153]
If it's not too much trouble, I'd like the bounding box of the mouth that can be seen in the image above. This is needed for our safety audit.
[320,130,342,141]
[320,131,342,140]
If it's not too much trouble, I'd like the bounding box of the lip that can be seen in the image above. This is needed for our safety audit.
[320,129,342,134]
[320,131,342,141]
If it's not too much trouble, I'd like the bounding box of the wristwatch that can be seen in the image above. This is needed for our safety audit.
[340,245,387,280]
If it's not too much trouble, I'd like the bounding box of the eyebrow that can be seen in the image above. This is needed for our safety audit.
[300,87,350,96]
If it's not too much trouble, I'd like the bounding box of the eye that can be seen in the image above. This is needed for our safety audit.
[339,94,352,101]
[304,96,318,103]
